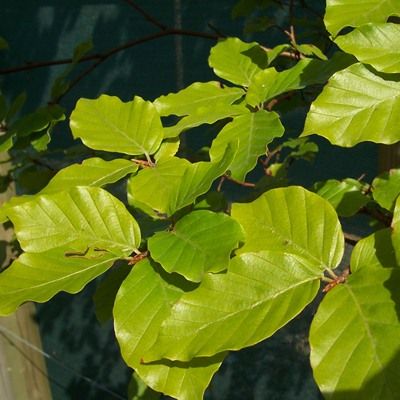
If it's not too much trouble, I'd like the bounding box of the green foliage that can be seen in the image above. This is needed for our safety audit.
[2,1,400,399]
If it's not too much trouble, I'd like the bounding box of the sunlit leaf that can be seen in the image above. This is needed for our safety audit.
[128,144,235,218]
[210,110,284,181]
[148,210,244,282]
[208,37,269,86]
[310,267,400,399]
[302,63,400,147]
[231,186,344,269]
[350,228,397,273]
[144,251,321,361]
[335,23,400,73]
[70,95,164,157]
[0,248,119,316]
[114,259,225,400]
[372,169,400,212]
[154,138,180,162]
[324,0,400,37]
[7,186,140,255]
[389,196,400,264]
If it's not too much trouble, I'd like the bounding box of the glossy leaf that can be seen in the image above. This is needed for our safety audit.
[210,110,284,180]
[231,186,344,269]
[128,144,235,218]
[0,248,119,316]
[154,81,244,117]
[7,186,141,255]
[144,251,321,361]
[310,267,400,399]
[208,37,269,86]
[314,178,369,217]
[335,23,400,73]
[324,0,400,37]
[148,210,244,282]
[246,53,354,107]
[114,259,225,400]
[372,169,400,212]
[302,63,400,147]
[350,228,397,273]
[70,95,164,156]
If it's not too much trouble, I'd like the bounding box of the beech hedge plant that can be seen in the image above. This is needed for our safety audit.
[1,1,400,399]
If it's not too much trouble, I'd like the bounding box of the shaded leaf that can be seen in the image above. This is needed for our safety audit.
[310,267,400,399]
[7,186,140,255]
[324,0,400,37]
[0,248,119,316]
[231,186,344,269]
[335,23,400,73]
[70,95,164,156]
[114,259,225,400]
[148,210,244,282]
[144,251,321,361]
[302,63,400,147]
[208,37,269,86]
[210,110,284,181]
[128,372,160,400]
[372,169,400,212]
[127,144,235,218]
[314,178,369,217]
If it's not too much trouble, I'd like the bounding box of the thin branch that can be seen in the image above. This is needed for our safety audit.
[344,232,361,246]
[224,174,256,188]
[120,0,167,30]
[0,29,219,76]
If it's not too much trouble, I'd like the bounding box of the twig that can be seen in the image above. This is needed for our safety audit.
[344,232,361,246]
[120,0,167,30]
[224,174,256,188]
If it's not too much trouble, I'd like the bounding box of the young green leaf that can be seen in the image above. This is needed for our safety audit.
[350,228,397,273]
[310,268,400,399]
[389,196,400,264]
[324,0,400,37]
[335,23,400,73]
[314,178,369,217]
[144,251,322,362]
[114,259,225,400]
[0,248,119,316]
[70,95,164,157]
[372,169,400,212]
[231,186,344,269]
[148,210,244,282]
[154,81,244,117]
[208,37,269,86]
[128,144,235,218]
[6,186,141,256]
[210,110,284,181]
[302,63,400,147]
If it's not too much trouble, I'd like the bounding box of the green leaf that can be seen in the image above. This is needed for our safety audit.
[127,144,235,218]
[0,158,137,222]
[302,63,400,147]
[6,92,27,121]
[324,0,400,37]
[314,178,369,217]
[294,44,327,60]
[210,110,284,181]
[6,186,141,255]
[372,169,400,212]
[70,95,164,156]
[93,263,132,324]
[231,186,344,269]
[114,259,225,400]
[350,228,397,273]
[154,138,180,162]
[154,81,244,117]
[148,210,244,282]
[128,372,160,400]
[0,37,9,50]
[389,196,400,264]
[246,53,355,107]
[335,23,400,73]
[0,248,119,316]
[208,37,269,86]
[310,267,400,399]
[144,251,321,361]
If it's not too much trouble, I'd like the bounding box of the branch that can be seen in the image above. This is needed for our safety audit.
[120,0,167,30]
[0,28,219,76]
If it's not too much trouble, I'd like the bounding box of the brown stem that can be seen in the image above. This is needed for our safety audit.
[224,174,256,188]
[344,232,361,246]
